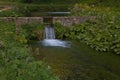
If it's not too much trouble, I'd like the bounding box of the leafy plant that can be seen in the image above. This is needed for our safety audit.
[20,23,44,41]
[54,23,69,39]
[0,21,59,80]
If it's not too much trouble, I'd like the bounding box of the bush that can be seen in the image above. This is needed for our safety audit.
[54,9,120,54]
[0,21,59,80]
[60,15,120,54]
[20,23,44,41]
[54,23,70,39]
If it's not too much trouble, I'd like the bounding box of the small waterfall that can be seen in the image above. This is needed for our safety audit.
[42,24,71,48]
[45,25,55,39]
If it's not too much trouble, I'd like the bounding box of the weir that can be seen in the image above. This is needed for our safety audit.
[42,16,71,47]
[43,12,68,39]
[43,17,55,39]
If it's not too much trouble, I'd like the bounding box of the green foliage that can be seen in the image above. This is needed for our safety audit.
[1,0,119,17]
[20,23,44,41]
[0,5,31,17]
[15,5,31,16]
[0,60,59,80]
[0,21,59,80]
[54,23,69,39]
[61,15,120,54]
[54,5,120,54]
[0,4,70,17]
[68,2,120,54]
[71,3,120,16]
[0,10,18,17]
[1,0,81,4]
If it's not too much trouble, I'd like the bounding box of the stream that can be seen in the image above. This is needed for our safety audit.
[30,41,120,80]
[29,12,120,80]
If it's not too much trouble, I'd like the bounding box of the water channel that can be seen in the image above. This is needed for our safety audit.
[30,40,120,80]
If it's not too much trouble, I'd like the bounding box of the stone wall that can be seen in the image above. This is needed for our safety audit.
[0,17,43,25]
[0,16,96,26]
[53,16,96,26]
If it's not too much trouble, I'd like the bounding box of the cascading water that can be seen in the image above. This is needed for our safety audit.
[42,24,71,47]
[45,25,55,39]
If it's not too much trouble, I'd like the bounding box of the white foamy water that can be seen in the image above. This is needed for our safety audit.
[41,39,71,48]
[43,25,71,48]
[45,26,55,39]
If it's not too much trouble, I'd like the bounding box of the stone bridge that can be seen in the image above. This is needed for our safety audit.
[0,16,96,26]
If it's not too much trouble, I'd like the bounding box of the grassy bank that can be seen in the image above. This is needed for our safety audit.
[0,21,59,80]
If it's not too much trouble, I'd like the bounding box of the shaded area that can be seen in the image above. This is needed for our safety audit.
[30,41,120,80]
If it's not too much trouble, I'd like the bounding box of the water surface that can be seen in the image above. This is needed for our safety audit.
[30,41,120,80]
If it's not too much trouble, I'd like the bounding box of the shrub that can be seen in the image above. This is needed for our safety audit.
[54,23,70,39]
[0,21,59,80]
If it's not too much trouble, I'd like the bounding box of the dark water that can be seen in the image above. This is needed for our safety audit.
[30,41,120,80]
